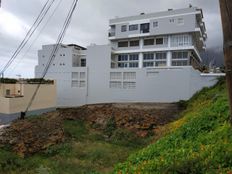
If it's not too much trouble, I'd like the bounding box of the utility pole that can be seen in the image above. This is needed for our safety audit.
[219,0,232,123]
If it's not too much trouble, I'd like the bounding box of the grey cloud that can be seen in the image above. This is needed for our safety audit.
[0,0,224,77]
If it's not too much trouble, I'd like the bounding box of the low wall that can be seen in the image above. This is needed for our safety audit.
[0,107,56,125]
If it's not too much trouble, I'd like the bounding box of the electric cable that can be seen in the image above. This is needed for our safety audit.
[7,0,63,77]
[24,0,78,114]
[0,0,56,75]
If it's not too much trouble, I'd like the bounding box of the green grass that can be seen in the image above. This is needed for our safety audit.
[114,78,232,174]
[0,119,151,174]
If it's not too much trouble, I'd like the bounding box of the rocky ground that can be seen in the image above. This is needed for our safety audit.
[60,103,182,137]
[0,103,183,157]
[0,112,64,157]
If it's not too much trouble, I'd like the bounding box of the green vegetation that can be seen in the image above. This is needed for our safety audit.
[114,78,232,174]
[1,78,231,174]
[0,120,151,174]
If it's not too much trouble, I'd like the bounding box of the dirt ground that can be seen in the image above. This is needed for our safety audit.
[0,103,183,156]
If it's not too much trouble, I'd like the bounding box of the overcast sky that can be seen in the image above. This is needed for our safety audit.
[0,0,223,78]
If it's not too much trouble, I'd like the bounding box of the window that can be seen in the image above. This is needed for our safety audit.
[140,23,150,33]
[80,72,86,79]
[110,81,122,89]
[156,38,164,45]
[81,59,86,67]
[118,55,128,61]
[79,81,86,88]
[110,72,122,80]
[170,19,175,23]
[143,62,154,67]
[156,52,167,60]
[72,72,78,79]
[172,51,189,66]
[171,34,192,47]
[129,40,139,47]
[172,60,188,66]
[118,41,128,48]
[172,51,188,59]
[118,54,139,68]
[123,72,136,80]
[155,61,166,67]
[143,53,154,60]
[129,62,139,68]
[71,80,78,88]
[123,82,136,89]
[129,24,138,31]
[63,54,65,56]
[144,38,154,46]
[153,21,158,28]
[118,63,128,68]
[178,18,184,25]
[129,54,139,61]
[121,25,127,32]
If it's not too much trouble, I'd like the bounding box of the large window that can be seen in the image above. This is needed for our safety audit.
[121,25,127,32]
[155,52,167,67]
[118,54,139,68]
[81,59,86,67]
[118,41,128,48]
[129,24,138,31]
[171,34,192,47]
[129,40,139,47]
[143,52,167,67]
[140,23,150,33]
[144,38,154,46]
[143,53,154,60]
[156,38,164,45]
[129,54,139,61]
[156,52,167,60]
[118,54,128,61]
[143,62,154,67]
[143,53,154,67]
[172,51,189,66]
[172,51,188,59]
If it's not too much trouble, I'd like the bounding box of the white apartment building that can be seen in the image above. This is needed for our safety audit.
[35,7,224,107]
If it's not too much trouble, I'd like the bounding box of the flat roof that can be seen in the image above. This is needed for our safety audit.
[110,7,202,24]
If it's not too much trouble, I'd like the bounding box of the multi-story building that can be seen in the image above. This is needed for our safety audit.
[35,7,223,107]
[108,7,206,70]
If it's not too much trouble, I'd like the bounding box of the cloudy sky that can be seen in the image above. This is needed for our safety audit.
[0,0,223,78]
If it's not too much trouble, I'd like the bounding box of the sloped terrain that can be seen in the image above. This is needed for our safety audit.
[114,78,232,174]
[60,103,181,137]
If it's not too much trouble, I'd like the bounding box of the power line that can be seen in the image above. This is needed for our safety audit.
[7,0,64,77]
[0,0,56,76]
[24,0,78,114]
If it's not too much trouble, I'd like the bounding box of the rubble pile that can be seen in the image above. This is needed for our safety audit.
[0,112,64,157]
[60,103,182,137]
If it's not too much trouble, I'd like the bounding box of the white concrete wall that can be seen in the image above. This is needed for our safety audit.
[35,45,87,107]
[35,44,223,107]
[85,45,222,105]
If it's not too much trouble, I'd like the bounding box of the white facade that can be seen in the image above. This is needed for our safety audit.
[35,7,224,107]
